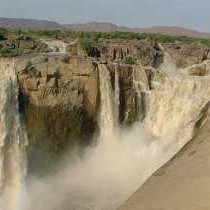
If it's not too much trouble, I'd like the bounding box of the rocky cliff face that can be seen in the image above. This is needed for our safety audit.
[17,55,100,172]
[65,38,210,68]
[66,39,164,67]
[0,36,51,57]
[164,42,210,68]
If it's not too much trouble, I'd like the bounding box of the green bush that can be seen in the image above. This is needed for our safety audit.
[0,47,21,57]
[0,28,7,40]
[79,38,95,55]
[123,56,136,64]
[3,28,210,51]
[27,67,38,78]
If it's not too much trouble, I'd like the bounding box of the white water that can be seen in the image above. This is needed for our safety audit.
[98,64,117,140]
[0,59,27,210]
[132,66,147,121]
[114,66,120,122]
[146,51,210,147]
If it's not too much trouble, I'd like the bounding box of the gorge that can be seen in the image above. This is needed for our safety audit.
[0,35,210,210]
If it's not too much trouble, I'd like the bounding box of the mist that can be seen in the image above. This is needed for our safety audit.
[17,121,178,210]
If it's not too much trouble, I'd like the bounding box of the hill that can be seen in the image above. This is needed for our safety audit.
[0,17,60,29]
[0,17,210,38]
[65,22,210,38]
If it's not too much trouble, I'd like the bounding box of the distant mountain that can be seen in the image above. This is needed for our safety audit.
[63,22,130,33]
[0,17,60,29]
[64,22,119,32]
[135,26,210,38]
[65,22,210,38]
[0,17,210,38]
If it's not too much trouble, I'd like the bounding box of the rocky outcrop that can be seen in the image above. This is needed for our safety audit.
[100,41,164,67]
[0,36,52,57]
[164,42,210,68]
[48,38,210,70]
[182,60,210,76]
[17,55,99,173]
[66,39,164,67]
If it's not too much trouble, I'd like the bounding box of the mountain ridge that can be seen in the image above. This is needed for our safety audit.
[0,17,210,38]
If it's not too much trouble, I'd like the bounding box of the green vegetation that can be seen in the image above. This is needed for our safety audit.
[123,56,136,64]
[79,37,102,57]
[79,37,95,55]
[0,47,21,57]
[0,28,7,40]
[11,28,62,39]
[1,27,210,57]
[11,29,210,47]
[27,66,39,78]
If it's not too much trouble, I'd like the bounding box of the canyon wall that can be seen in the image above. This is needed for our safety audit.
[15,42,210,175]
[17,55,99,172]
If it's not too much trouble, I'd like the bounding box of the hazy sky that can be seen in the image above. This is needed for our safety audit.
[0,0,209,32]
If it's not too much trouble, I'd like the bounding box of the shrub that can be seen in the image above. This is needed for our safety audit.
[79,38,95,56]
[0,28,7,40]
[27,67,38,78]
[123,56,136,64]
[0,47,21,57]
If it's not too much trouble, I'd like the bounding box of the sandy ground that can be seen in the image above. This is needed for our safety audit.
[119,114,210,210]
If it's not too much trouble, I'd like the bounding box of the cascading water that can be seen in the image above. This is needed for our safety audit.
[132,66,147,121]
[98,64,117,140]
[0,59,27,210]
[157,43,177,77]
[114,66,120,123]
[146,50,210,147]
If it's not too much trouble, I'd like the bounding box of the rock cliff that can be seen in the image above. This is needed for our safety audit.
[17,55,100,172]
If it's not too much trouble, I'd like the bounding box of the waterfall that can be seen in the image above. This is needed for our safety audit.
[114,66,120,123]
[0,59,27,210]
[132,66,147,121]
[146,51,210,147]
[98,64,117,140]
[158,44,177,77]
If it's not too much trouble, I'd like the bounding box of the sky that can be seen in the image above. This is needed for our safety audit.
[0,0,209,32]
